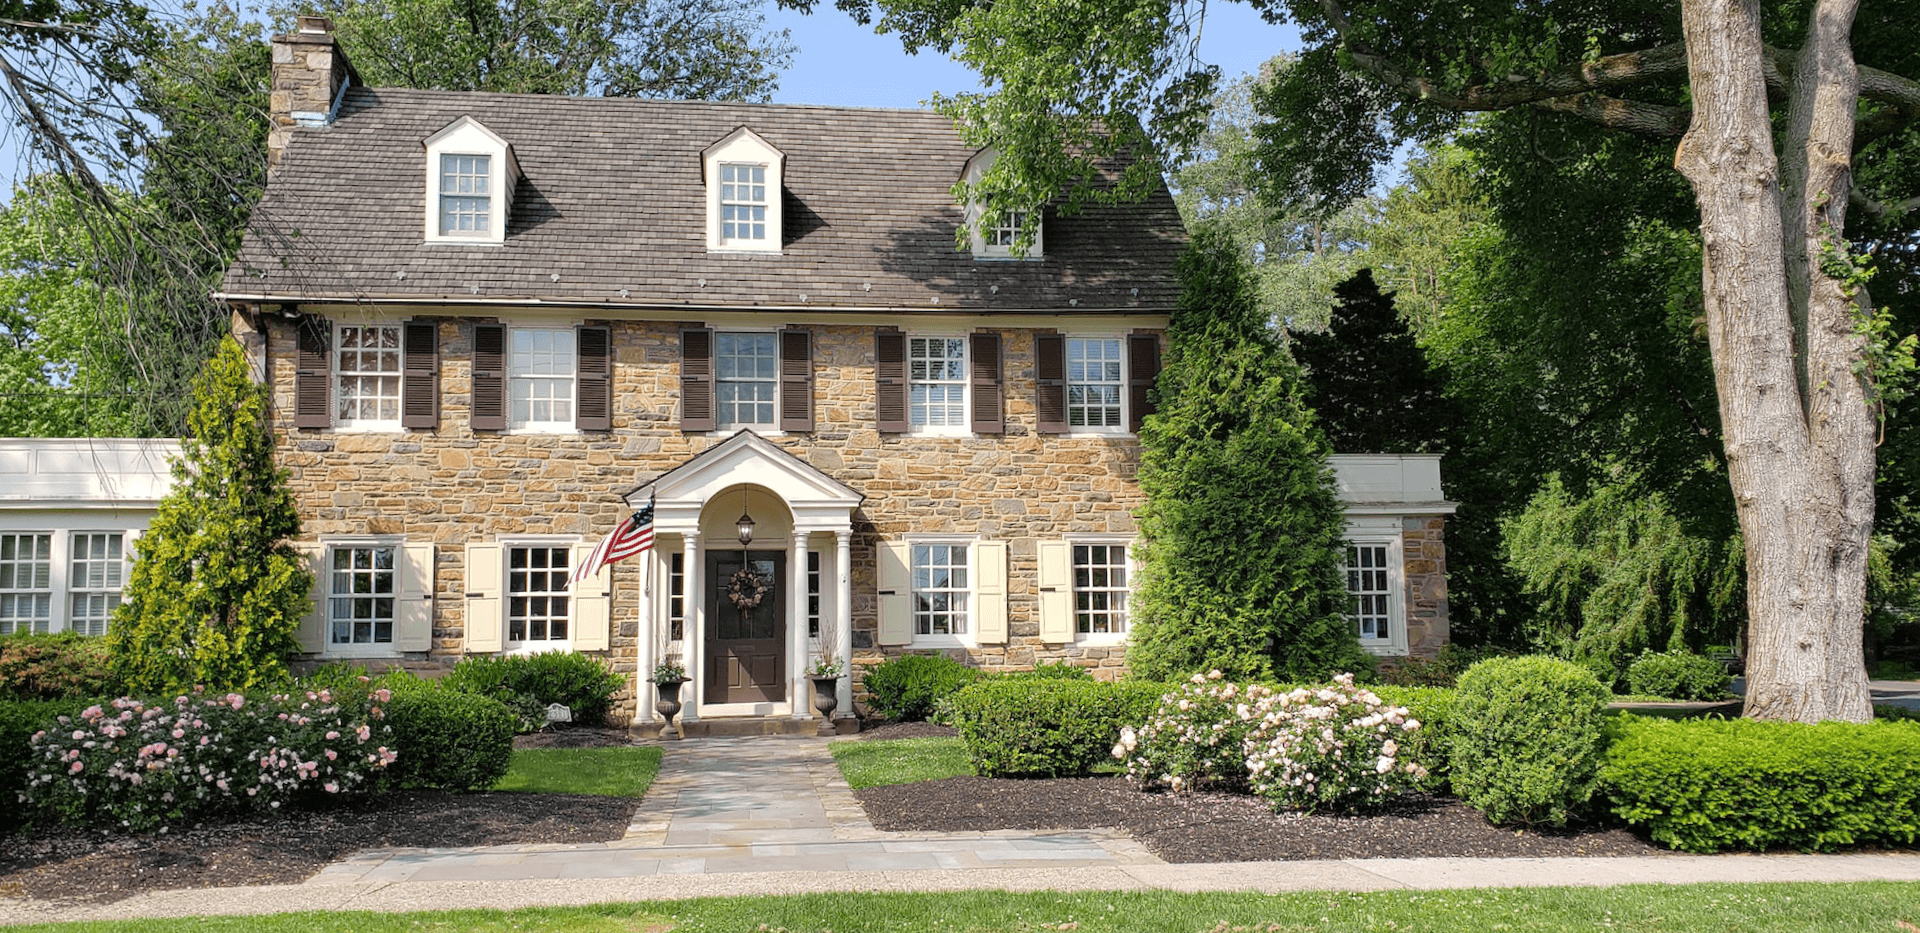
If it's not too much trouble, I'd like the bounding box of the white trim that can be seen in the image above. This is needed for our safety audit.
[962,147,1043,260]
[1342,519,1407,656]
[1067,536,1135,645]
[331,321,405,432]
[907,535,978,649]
[422,117,520,245]
[702,127,784,254]
[499,536,585,654]
[315,536,408,658]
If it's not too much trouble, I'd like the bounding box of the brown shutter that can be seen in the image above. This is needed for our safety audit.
[470,324,506,431]
[680,327,715,431]
[970,331,1003,434]
[294,316,331,429]
[875,328,907,433]
[779,327,814,432]
[1034,330,1066,434]
[402,320,438,430]
[576,325,612,431]
[1128,330,1163,432]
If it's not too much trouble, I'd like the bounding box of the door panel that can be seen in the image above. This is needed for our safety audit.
[706,551,785,704]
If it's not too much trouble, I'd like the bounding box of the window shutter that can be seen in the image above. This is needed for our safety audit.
[1034,330,1066,434]
[970,332,1004,434]
[875,329,907,433]
[294,317,331,429]
[681,327,715,431]
[1128,330,1163,432]
[464,542,502,652]
[402,320,439,430]
[974,541,1008,644]
[779,327,814,432]
[470,324,507,431]
[571,542,611,650]
[295,543,327,652]
[396,543,435,652]
[877,540,910,646]
[576,325,612,431]
[1037,540,1073,643]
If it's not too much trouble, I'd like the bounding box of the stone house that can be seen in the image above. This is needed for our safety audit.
[213,18,1453,732]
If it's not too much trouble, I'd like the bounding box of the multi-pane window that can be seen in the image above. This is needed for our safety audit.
[0,533,52,635]
[1346,543,1393,642]
[1067,337,1124,429]
[984,210,1029,249]
[667,551,686,642]
[1073,544,1128,636]
[911,543,968,637]
[909,337,967,428]
[509,329,575,429]
[336,325,403,426]
[720,163,768,242]
[807,550,822,639]
[508,546,570,644]
[68,533,124,637]
[716,332,777,428]
[438,154,491,235]
[328,546,395,646]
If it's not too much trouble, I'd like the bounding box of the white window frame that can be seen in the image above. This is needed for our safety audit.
[1069,538,1133,644]
[333,322,405,431]
[702,127,784,254]
[321,538,403,658]
[909,537,975,648]
[507,327,577,433]
[422,116,518,245]
[962,147,1044,260]
[0,527,139,637]
[1343,522,1407,655]
[907,335,970,435]
[1065,335,1127,433]
[718,163,770,244]
[714,330,780,430]
[66,532,127,638]
[503,539,576,653]
[0,532,54,635]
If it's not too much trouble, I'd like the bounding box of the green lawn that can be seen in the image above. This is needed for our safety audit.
[492,746,662,797]
[829,736,971,788]
[12,883,1920,932]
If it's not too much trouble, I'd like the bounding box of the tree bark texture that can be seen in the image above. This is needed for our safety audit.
[1674,0,1873,723]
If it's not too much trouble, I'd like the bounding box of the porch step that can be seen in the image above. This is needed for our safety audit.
[631,716,860,739]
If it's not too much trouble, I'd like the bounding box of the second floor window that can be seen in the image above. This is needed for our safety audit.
[1067,337,1124,429]
[909,337,967,428]
[336,324,403,427]
[509,329,575,430]
[439,154,491,236]
[716,332,777,428]
[720,163,768,242]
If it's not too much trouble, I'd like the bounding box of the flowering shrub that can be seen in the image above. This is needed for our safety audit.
[1115,671,1271,793]
[19,685,397,831]
[1241,673,1428,812]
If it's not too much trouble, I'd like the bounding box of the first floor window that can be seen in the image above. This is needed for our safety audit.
[1067,337,1124,429]
[336,324,403,426]
[508,545,570,644]
[0,533,52,635]
[668,551,686,642]
[1346,543,1393,642]
[68,533,125,637]
[807,550,822,639]
[329,545,395,646]
[509,329,575,429]
[911,543,968,636]
[1073,544,1128,636]
[909,337,966,428]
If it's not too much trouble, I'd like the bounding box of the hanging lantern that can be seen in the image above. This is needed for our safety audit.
[735,488,755,546]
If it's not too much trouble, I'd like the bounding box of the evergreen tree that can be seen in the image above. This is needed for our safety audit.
[107,339,311,693]
[1128,231,1371,683]
[1290,268,1448,455]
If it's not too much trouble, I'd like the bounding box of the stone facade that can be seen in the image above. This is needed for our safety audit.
[1402,516,1450,658]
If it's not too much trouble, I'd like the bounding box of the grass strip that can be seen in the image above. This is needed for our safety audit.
[492,746,662,797]
[830,736,972,788]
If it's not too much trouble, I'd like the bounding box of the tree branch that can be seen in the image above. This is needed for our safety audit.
[1849,187,1920,221]
[1531,92,1690,136]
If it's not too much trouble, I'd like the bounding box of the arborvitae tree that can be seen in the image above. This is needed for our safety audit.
[107,338,310,692]
[1289,267,1448,454]
[1128,231,1371,683]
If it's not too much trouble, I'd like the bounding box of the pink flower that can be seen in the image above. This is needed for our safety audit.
[373,689,392,703]
[355,725,371,742]
[325,749,338,761]
[70,730,85,741]
[172,728,185,739]
[325,730,340,740]
[324,782,338,793]
[81,705,103,720]
[68,761,83,774]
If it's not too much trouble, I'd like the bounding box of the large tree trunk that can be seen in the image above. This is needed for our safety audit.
[1674,0,1874,723]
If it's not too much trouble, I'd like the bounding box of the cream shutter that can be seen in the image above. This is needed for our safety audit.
[1037,541,1073,643]
[572,542,612,650]
[877,541,911,646]
[395,543,435,652]
[464,542,503,652]
[973,541,1008,644]
[295,543,327,653]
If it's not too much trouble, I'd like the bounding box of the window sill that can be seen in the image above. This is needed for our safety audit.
[322,643,402,659]
[503,426,580,436]
[1359,642,1407,657]
[1075,633,1128,647]
[331,423,404,434]
[909,635,973,650]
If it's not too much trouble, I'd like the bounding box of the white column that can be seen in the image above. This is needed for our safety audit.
[682,532,703,725]
[835,528,853,715]
[637,546,657,724]
[789,532,809,719]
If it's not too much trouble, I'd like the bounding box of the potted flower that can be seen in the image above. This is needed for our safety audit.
[807,654,844,735]
[653,657,689,739]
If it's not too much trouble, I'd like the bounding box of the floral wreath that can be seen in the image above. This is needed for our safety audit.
[727,566,772,611]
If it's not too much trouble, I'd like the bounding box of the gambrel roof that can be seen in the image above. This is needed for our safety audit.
[221,88,1187,312]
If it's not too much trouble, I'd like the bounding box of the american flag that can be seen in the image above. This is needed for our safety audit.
[568,501,654,588]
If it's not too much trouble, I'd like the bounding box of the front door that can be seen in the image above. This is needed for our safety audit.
[706,551,785,704]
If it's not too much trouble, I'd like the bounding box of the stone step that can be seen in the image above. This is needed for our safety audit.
[632,716,860,739]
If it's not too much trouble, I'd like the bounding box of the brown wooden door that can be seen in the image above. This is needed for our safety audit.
[706,551,785,704]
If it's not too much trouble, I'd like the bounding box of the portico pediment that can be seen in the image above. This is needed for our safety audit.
[622,431,862,531]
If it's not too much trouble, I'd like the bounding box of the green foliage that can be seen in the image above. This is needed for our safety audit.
[442,652,625,730]
[1116,674,1254,792]
[1366,684,1459,786]
[1128,232,1368,683]
[859,654,982,722]
[830,736,972,789]
[1000,661,1093,681]
[0,698,90,832]
[1448,655,1611,827]
[380,676,516,792]
[1290,267,1451,455]
[945,678,1165,778]
[1625,650,1733,702]
[0,633,118,700]
[106,339,310,693]
[1503,475,1745,687]
[1600,715,1920,853]
[495,747,661,797]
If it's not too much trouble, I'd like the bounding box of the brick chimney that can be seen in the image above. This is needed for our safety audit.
[268,16,358,168]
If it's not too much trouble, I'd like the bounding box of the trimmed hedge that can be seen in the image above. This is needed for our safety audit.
[1,698,91,832]
[1449,655,1611,826]
[1626,650,1732,701]
[861,654,982,722]
[1600,715,1920,853]
[946,678,1166,777]
[442,652,624,729]
[1,633,117,700]
[378,676,516,792]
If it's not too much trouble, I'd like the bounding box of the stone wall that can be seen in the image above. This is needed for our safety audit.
[1401,516,1449,661]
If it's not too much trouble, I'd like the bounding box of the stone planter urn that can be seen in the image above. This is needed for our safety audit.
[809,675,841,736]
[654,677,689,740]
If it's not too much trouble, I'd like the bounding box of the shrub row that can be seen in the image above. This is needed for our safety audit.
[1625,650,1732,701]
[0,633,117,701]
[861,654,984,722]
[945,677,1165,777]
[441,652,624,729]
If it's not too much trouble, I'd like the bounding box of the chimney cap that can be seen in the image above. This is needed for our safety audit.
[296,15,334,34]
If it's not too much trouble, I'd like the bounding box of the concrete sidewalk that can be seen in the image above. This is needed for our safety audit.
[5,736,1920,926]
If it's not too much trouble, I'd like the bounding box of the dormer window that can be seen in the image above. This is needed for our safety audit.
[983,210,1030,250]
[703,127,784,254]
[423,117,519,245]
[962,147,1043,260]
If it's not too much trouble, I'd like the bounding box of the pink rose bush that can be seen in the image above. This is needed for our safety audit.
[20,687,397,831]
[1114,671,1271,793]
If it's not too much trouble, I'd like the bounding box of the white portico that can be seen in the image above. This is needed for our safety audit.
[625,431,862,730]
